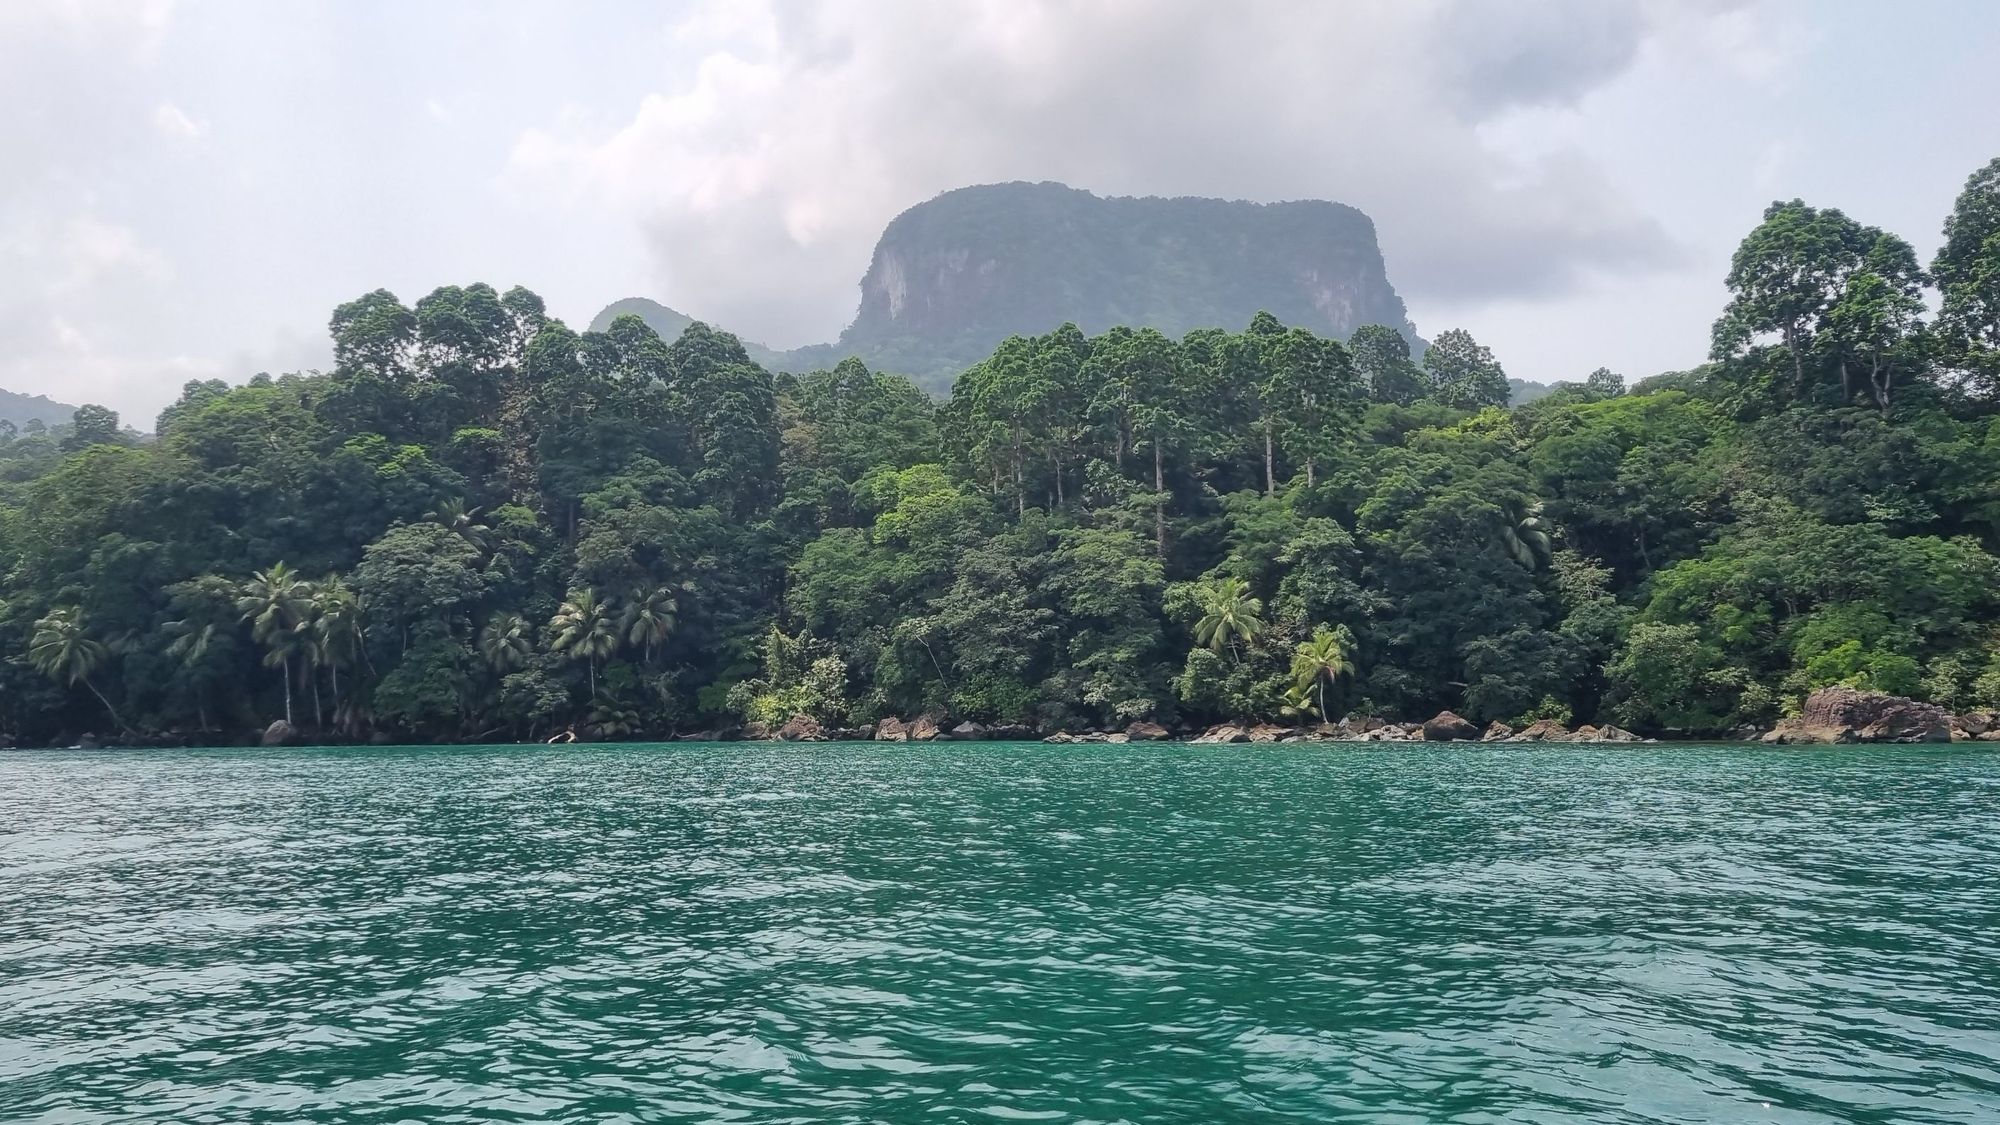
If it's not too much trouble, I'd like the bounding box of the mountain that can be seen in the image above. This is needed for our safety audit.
[587,297,797,373]
[0,388,76,430]
[594,181,1421,393]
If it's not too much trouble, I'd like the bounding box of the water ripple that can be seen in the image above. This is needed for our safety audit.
[2,742,1998,1123]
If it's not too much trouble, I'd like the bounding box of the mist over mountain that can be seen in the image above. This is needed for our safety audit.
[595,182,1421,392]
[0,388,75,429]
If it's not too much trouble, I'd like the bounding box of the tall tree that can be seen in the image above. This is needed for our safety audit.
[1423,329,1509,410]
[1932,157,2000,400]
[28,607,127,733]
[549,589,617,698]
[238,563,310,727]
[1291,624,1357,722]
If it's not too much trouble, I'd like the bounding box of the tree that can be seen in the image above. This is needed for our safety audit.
[1932,157,2000,399]
[549,589,617,698]
[479,611,535,674]
[238,563,310,726]
[62,405,121,451]
[1498,499,1553,570]
[1193,576,1265,662]
[310,581,366,725]
[1349,325,1425,407]
[1291,624,1357,722]
[620,586,679,665]
[1423,329,1509,410]
[29,607,127,733]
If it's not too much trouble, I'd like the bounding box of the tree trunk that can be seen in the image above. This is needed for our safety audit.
[1052,450,1064,507]
[1306,452,1316,489]
[1264,423,1275,498]
[83,677,131,735]
[312,671,324,731]
[1318,677,1328,724]
[1153,442,1167,561]
[282,656,294,727]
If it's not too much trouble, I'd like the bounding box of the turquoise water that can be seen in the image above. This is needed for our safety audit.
[3,742,1998,1124]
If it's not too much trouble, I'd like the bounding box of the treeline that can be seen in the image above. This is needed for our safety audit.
[3,157,1999,744]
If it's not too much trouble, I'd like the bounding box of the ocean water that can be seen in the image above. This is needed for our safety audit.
[2,741,1997,1123]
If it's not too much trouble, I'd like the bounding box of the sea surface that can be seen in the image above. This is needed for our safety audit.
[3,741,1998,1124]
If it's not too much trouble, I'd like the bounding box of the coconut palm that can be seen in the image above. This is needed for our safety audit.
[549,589,617,698]
[426,498,490,553]
[479,611,535,674]
[310,581,366,718]
[1499,499,1553,570]
[1193,576,1266,661]
[619,586,679,665]
[238,562,310,726]
[1290,624,1358,723]
[29,606,128,733]
[163,618,229,731]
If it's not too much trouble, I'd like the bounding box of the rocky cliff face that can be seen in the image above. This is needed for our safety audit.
[834,182,1418,387]
[594,181,1420,394]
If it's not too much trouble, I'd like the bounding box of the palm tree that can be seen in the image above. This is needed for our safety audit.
[426,498,490,553]
[1193,576,1266,662]
[238,562,309,726]
[1499,499,1553,570]
[549,589,617,698]
[310,581,365,722]
[619,586,679,665]
[29,606,128,733]
[1290,624,1358,723]
[479,611,534,674]
[163,618,226,731]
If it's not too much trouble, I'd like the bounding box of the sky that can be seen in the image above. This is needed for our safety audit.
[3,0,1997,426]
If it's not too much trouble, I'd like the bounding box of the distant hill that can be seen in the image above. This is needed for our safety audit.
[0,388,76,430]
[1508,378,1559,406]
[594,181,1422,393]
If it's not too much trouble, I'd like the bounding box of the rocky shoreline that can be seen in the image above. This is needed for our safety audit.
[11,688,1995,751]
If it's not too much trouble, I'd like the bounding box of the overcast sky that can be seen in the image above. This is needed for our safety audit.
[4,0,1997,425]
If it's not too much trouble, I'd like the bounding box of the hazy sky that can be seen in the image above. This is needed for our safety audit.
[5,0,1998,424]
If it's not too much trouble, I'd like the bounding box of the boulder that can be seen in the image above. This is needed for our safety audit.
[77,732,102,750]
[1192,724,1250,744]
[875,717,910,742]
[1768,687,1952,745]
[1042,731,1079,744]
[1248,723,1293,743]
[261,720,299,747]
[1510,719,1571,742]
[1352,715,1386,733]
[1422,711,1479,741]
[1104,732,1131,744]
[777,715,826,742]
[1573,724,1600,741]
[987,724,1035,741]
[909,715,943,742]
[742,721,773,740]
[1594,724,1640,742]
[1125,720,1172,741]
[1481,721,1516,742]
[946,720,988,741]
[1981,729,2000,742]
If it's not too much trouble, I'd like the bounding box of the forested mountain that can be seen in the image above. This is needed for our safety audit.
[594,182,1421,394]
[0,388,76,430]
[3,156,1998,747]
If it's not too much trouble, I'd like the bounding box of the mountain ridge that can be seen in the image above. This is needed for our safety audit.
[594,181,1422,392]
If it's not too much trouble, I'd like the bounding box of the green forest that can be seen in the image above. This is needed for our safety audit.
[4,157,1999,746]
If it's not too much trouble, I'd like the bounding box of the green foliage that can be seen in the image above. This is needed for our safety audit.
[7,156,2000,744]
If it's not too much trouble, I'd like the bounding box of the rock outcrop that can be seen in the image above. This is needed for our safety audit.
[1510,719,1572,742]
[776,715,826,742]
[1481,721,1516,742]
[1761,688,1952,744]
[875,717,909,742]
[1125,720,1171,741]
[1192,724,1250,744]
[261,720,299,747]
[1423,711,1479,741]
[908,716,943,742]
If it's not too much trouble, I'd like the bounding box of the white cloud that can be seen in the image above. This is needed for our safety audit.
[152,101,206,140]
[504,0,1767,347]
